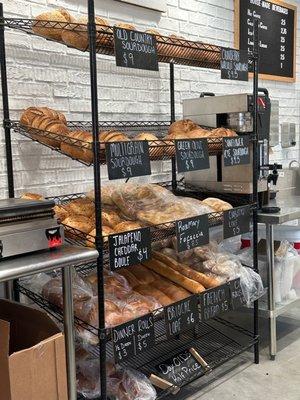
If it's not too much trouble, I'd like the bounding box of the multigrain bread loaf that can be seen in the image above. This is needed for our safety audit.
[60,130,93,163]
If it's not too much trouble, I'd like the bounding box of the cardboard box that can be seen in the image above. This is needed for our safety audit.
[0,299,68,400]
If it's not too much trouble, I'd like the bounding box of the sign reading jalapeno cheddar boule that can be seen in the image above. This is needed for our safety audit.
[106,140,151,180]
[175,139,210,173]
[113,27,158,71]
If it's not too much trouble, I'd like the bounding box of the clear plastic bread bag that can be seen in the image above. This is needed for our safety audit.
[238,266,265,306]
[121,368,157,400]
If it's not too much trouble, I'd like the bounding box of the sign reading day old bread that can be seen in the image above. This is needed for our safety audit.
[109,227,151,271]
[106,140,151,180]
[165,295,200,338]
[113,27,159,71]
[112,313,155,363]
[220,47,249,81]
[223,205,251,239]
[175,139,210,173]
[223,135,251,166]
[155,349,202,387]
[176,214,209,252]
[235,0,296,81]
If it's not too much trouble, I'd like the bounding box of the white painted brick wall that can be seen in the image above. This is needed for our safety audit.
[0,0,299,199]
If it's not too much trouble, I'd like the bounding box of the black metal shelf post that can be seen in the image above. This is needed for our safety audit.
[252,18,260,365]
[87,0,107,398]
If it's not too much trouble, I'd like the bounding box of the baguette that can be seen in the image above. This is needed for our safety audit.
[135,284,172,306]
[154,278,190,301]
[153,251,218,288]
[127,265,157,285]
[142,259,205,293]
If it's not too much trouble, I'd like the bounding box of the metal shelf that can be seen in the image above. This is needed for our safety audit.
[10,120,225,166]
[2,18,221,69]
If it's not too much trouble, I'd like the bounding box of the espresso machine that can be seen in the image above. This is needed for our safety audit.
[182,90,275,204]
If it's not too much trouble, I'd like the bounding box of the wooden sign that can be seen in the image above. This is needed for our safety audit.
[109,228,151,271]
[113,27,158,71]
[235,0,297,82]
[106,140,151,180]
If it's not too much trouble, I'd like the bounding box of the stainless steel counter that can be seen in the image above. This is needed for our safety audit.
[257,196,300,360]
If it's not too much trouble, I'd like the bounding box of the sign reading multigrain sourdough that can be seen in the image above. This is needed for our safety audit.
[165,295,200,338]
[106,140,151,180]
[155,349,202,387]
[220,47,249,81]
[223,205,251,239]
[113,27,159,71]
[112,313,155,363]
[175,139,210,173]
[223,135,251,166]
[176,215,209,252]
[109,228,151,271]
[235,0,296,81]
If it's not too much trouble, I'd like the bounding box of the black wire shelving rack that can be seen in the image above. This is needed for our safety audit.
[0,2,260,399]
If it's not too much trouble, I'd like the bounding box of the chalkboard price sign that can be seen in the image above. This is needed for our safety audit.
[220,47,249,81]
[106,140,151,180]
[176,214,209,252]
[112,313,155,363]
[223,135,251,166]
[200,283,231,321]
[165,295,200,338]
[229,278,246,310]
[113,27,159,71]
[155,349,202,387]
[175,139,210,173]
[109,227,151,271]
[223,205,251,239]
[235,0,296,81]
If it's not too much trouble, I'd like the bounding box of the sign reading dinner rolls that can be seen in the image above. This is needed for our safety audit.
[106,140,151,180]
[113,27,159,71]
[109,227,151,271]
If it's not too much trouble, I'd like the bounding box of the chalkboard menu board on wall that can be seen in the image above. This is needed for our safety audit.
[235,0,296,82]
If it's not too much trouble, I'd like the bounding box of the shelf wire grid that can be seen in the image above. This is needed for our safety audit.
[2,18,221,69]
[10,120,225,166]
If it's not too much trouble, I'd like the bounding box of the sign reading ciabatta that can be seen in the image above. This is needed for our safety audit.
[113,27,159,71]
[223,135,251,166]
[220,47,249,81]
[112,313,155,362]
[223,205,251,239]
[175,139,210,173]
[109,227,151,271]
[165,295,200,338]
[235,0,296,82]
[106,140,151,180]
[176,214,209,252]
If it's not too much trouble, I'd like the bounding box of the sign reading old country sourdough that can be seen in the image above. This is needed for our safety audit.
[175,139,210,173]
[220,47,249,81]
[176,215,209,252]
[106,140,151,180]
[112,313,155,363]
[223,205,251,239]
[109,228,151,271]
[223,135,251,166]
[113,27,158,71]
[165,295,200,338]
